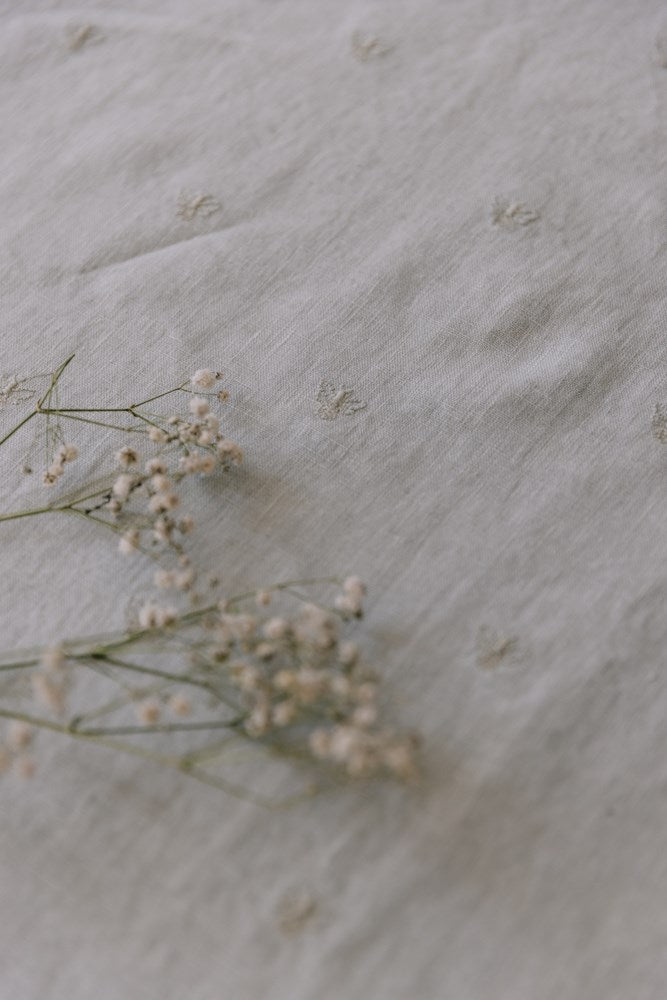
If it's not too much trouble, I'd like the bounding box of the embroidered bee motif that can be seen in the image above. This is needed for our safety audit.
[65,24,104,51]
[491,197,539,229]
[176,191,221,221]
[351,31,392,62]
[475,626,519,670]
[316,380,367,421]
[651,404,667,443]
[0,374,40,408]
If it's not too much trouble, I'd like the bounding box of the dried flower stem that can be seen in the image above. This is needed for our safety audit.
[0,359,421,804]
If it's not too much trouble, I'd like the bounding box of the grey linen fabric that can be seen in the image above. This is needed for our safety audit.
[1,1,666,997]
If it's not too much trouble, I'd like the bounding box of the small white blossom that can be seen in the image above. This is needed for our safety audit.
[8,721,33,750]
[293,668,328,705]
[145,458,167,475]
[148,492,179,514]
[152,517,172,543]
[57,444,78,462]
[31,673,66,715]
[216,439,243,463]
[272,700,297,726]
[40,646,65,672]
[328,725,361,763]
[338,641,359,667]
[179,454,217,475]
[231,663,261,692]
[190,369,220,389]
[245,703,270,736]
[273,669,296,691]
[334,594,362,617]
[138,604,177,629]
[112,473,135,500]
[119,528,140,554]
[175,567,195,590]
[150,473,171,492]
[189,396,210,417]
[136,701,161,725]
[263,617,288,640]
[115,446,139,467]
[148,427,168,443]
[168,693,192,717]
[383,739,420,781]
[343,576,366,600]
[352,704,377,728]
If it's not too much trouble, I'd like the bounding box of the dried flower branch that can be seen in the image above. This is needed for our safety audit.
[0,358,421,805]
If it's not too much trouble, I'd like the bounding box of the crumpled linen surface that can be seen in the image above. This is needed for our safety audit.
[1,1,666,997]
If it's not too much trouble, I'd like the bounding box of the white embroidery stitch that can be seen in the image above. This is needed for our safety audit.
[276,890,317,934]
[351,31,393,61]
[316,380,367,420]
[476,626,518,670]
[0,375,39,408]
[66,25,104,51]
[491,197,539,229]
[176,191,222,221]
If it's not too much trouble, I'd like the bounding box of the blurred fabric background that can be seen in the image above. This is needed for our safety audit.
[1,1,666,997]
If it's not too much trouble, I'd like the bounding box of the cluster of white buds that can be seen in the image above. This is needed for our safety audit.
[0,579,419,790]
[309,725,420,781]
[114,446,139,468]
[138,387,242,471]
[334,575,366,617]
[207,579,421,782]
[137,603,178,629]
[190,369,222,390]
[109,372,243,567]
[43,443,78,486]
[0,362,421,795]
[132,689,193,726]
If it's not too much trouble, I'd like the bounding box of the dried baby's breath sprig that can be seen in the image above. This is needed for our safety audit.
[0,358,243,568]
[0,356,422,806]
[0,579,421,805]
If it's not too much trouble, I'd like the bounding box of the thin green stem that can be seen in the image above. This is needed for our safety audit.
[63,507,123,538]
[51,412,145,433]
[75,718,241,737]
[39,406,133,414]
[134,383,189,407]
[0,578,342,669]
[0,409,37,448]
[99,654,220,692]
[179,761,318,809]
[36,353,76,409]
[129,409,163,430]
[0,504,61,523]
